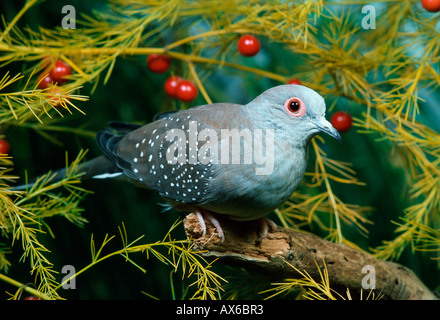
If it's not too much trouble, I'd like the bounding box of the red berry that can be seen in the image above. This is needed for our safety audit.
[24,296,42,300]
[288,79,302,85]
[330,111,353,133]
[147,54,171,73]
[175,80,198,102]
[421,0,440,12]
[164,76,182,97]
[37,73,55,89]
[0,139,10,155]
[49,60,71,84]
[237,35,260,57]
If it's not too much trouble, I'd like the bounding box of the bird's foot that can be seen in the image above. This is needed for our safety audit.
[194,208,225,243]
[256,217,277,243]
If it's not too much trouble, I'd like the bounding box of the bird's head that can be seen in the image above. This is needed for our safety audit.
[248,84,342,144]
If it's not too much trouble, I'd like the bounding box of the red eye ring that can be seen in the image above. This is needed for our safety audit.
[284,97,306,117]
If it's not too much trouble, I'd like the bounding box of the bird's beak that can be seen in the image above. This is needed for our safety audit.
[313,117,342,144]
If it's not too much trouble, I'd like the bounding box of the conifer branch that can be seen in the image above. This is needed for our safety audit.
[184,213,438,300]
[0,151,90,299]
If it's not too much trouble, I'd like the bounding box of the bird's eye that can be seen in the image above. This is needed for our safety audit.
[284,97,306,117]
[288,99,300,112]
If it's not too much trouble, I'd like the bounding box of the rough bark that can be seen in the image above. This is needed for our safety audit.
[183,213,438,300]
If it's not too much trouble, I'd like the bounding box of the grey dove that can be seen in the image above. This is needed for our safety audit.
[15,84,342,242]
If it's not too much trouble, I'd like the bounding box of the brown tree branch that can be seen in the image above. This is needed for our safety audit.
[183,213,438,300]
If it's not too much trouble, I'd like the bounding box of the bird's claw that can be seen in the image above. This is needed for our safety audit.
[195,209,225,243]
[195,210,207,236]
[256,217,277,243]
[195,211,276,244]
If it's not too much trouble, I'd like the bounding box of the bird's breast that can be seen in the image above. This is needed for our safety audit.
[200,138,308,221]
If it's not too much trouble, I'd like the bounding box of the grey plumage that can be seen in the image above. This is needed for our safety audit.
[14,84,342,240]
[97,84,341,221]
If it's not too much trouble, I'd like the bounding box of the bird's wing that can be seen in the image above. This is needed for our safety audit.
[100,103,246,205]
[96,123,139,175]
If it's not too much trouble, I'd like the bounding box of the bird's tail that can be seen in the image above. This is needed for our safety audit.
[12,155,121,191]
[11,121,145,192]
